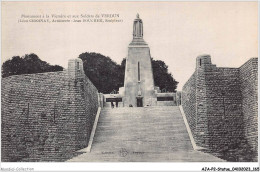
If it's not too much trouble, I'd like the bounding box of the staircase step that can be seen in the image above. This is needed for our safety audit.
[68,106,224,162]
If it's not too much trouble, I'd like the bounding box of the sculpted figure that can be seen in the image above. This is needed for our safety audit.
[133,13,143,38]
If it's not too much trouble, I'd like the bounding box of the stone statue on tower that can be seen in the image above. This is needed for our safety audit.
[133,13,143,38]
[121,13,156,107]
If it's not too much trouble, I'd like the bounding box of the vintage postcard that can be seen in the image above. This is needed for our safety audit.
[1,1,259,171]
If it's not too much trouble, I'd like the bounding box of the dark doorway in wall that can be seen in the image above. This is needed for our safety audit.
[136,97,143,107]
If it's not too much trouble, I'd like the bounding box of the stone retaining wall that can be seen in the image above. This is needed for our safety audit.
[181,55,258,161]
[1,59,99,162]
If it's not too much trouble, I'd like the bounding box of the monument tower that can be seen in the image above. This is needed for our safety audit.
[122,14,156,107]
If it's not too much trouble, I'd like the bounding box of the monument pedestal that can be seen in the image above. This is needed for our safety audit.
[122,15,156,107]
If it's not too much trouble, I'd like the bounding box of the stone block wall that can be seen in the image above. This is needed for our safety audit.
[182,72,197,141]
[239,58,258,153]
[1,59,99,162]
[181,55,258,161]
[205,67,244,151]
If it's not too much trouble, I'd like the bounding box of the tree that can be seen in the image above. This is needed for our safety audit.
[2,53,63,78]
[78,52,124,94]
[151,58,178,92]
[2,52,178,93]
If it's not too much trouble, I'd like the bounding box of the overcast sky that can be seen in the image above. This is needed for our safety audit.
[2,2,258,90]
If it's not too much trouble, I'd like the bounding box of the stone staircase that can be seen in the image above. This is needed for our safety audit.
[68,106,224,162]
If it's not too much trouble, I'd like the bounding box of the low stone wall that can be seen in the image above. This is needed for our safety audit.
[156,101,175,106]
[1,59,99,162]
[103,94,124,108]
[156,93,176,106]
[176,91,182,106]
[181,55,258,161]
[103,92,179,107]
